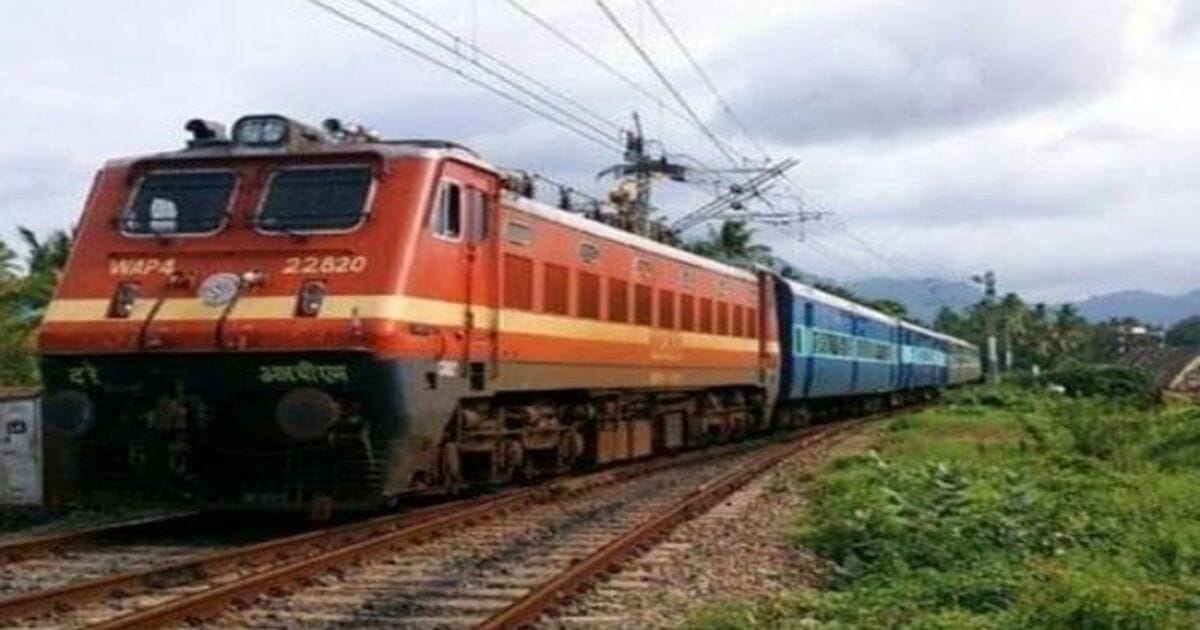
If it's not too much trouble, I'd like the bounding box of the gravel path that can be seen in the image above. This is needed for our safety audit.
[543,424,885,628]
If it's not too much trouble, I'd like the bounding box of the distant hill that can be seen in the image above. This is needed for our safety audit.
[844,278,1200,328]
[1075,289,1200,327]
[847,278,981,323]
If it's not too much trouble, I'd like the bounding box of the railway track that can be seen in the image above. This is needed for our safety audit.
[0,511,204,563]
[0,511,326,609]
[0,417,870,629]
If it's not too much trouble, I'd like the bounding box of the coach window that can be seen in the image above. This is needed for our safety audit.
[433,182,463,240]
[634,284,653,326]
[732,305,745,337]
[747,308,758,338]
[123,170,236,236]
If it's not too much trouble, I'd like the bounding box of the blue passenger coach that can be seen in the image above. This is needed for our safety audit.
[773,276,978,409]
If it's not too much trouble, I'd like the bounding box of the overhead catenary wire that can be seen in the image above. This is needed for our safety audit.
[636,0,769,160]
[501,0,693,130]
[376,0,622,136]
[351,0,621,145]
[300,0,623,153]
[592,0,743,169]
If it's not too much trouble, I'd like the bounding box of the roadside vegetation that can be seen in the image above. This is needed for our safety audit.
[689,373,1200,629]
[0,228,70,386]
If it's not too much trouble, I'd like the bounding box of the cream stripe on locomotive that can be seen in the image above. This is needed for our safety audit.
[43,296,775,354]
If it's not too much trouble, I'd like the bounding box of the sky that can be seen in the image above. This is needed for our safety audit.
[1,0,1198,303]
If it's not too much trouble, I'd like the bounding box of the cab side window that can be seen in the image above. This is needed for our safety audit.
[433,182,463,240]
[467,188,489,243]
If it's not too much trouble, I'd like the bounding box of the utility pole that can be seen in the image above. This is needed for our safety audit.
[973,270,1000,384]
[598,113,686,237]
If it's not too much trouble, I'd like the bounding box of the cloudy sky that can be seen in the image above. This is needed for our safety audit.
[2,0,1198,302]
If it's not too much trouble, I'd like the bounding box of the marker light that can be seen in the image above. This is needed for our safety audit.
[296,280,326,317]
[108,282,139,318]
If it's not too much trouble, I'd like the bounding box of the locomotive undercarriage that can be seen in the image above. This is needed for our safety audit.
[433,386,769,491]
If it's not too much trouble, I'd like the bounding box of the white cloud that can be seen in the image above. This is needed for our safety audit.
[0,0,1196,304]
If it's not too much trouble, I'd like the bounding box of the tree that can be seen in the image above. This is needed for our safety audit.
[1166,315,1200,348]
[685,220,776,270]
[0,227,73,385]
[870,299,909,319]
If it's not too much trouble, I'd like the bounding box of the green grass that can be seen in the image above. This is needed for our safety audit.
[686,387,1200,629]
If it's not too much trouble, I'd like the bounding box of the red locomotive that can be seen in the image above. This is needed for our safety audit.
[37,115,780,509]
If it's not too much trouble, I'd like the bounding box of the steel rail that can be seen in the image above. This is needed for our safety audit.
[57,435,779,629]
[477,420,864,629]
[0,496,506,623]
[0,511,204,564]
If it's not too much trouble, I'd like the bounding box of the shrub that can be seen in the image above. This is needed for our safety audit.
[1044,361,1153,402]
[689,389,1200,629]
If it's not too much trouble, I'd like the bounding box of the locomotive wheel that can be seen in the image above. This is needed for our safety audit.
[557,426,584,470]
[495,439,524,484]
[440,442,462,488]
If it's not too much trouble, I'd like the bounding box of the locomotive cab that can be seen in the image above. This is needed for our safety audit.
[37,115,501,509]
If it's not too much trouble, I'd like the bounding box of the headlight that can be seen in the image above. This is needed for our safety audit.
[233,115,290,146]
[43,390,96,438]
[275,388,338,442]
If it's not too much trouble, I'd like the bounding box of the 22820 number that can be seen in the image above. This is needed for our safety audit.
[282,255,368,275]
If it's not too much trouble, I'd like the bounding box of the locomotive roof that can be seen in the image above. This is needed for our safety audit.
[107,140,493,172]
[507,193,759,283]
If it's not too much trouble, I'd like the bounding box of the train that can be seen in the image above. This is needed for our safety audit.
[35,114,981,511]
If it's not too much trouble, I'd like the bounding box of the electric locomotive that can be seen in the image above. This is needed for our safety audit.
[36,115,780,509]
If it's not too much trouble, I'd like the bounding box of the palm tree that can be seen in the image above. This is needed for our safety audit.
[0,227,73,385]
[687,221,774,269]
[18,227,71,276]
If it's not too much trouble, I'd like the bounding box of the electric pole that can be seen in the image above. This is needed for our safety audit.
[973,270,1000,384]
[597,113,686,237]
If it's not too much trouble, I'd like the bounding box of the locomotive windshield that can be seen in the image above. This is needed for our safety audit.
[256,166,372,232]
[123,171,236,235]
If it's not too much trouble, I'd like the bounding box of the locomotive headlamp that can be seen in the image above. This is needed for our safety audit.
[296,280,326,317]
[43,390,96,438]
[233,115,291,146]
[275,387,338,442]
[107,281,139,318]
[233,114,327,149]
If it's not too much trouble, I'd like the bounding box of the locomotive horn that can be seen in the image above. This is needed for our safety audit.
[184,119,228,147]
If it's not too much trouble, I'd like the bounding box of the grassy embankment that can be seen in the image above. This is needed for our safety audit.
[689,384,1200,629]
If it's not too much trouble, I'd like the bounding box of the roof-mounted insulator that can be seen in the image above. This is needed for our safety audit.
[502,171,536,198]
